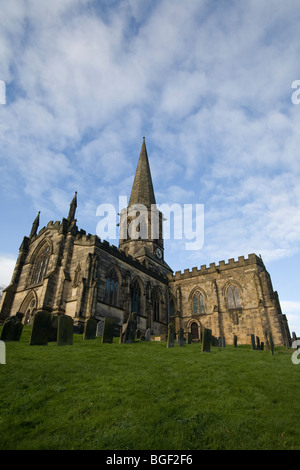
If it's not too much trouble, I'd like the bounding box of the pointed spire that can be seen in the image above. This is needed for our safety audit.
[29,211,40,238]
[128,138,156,208]
[67,191,77,223]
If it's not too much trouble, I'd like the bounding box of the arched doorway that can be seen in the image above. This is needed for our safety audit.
[191,322,199,340]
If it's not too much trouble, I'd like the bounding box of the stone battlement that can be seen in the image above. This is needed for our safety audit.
[168,253,264,281]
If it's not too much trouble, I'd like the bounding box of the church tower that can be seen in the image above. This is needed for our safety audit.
[119,138,171,274]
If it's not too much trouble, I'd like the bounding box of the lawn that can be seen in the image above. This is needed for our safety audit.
[0,326,299,450]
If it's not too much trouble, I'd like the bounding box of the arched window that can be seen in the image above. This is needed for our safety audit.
[153,290,160,322]
[31,243,50,285]
[227,284,242,309]
[192,291,205,314]
[169,299,175,317]
[104,269,119,306]
[131,280,141,315]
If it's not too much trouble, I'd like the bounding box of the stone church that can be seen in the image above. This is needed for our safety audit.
[0,139,291,346]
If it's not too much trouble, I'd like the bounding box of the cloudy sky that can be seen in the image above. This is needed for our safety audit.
[1,0,300,334]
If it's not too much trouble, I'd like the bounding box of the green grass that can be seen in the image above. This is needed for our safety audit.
[0,326,299,450]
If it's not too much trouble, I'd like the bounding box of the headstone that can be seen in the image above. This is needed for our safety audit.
[48,315,58,342]
[233,335,238,348]
[102,317,115,343]
[84,318,97,340]
[57,315,73,346]
[251,334,256,350]
[135,329,141,340]
[292,331,297,341]
[96,320,104,337]
[260,341,264,350]
[201,327,212,352]
[187,332,192,344]
[178,328,185,346]
[120,313,137,344]
[167,324,176,348]
[145,328,151,341]
[256,336,261,350]
[0,340,5,364]
[29,310,52,345]
[0,316,23,342]
[218,336,223,348]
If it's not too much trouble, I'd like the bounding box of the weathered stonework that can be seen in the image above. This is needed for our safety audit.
[0,139,291,346]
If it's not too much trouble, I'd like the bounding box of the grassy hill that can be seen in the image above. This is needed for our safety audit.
[0,326,299,450]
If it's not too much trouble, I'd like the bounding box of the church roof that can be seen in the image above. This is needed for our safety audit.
[128,138,156,208]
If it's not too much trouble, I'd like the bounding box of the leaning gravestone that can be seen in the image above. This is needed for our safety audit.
[0,316,23,342]
[57,315,73,346]
[96,320,104,337]
[145,328,151,341]
[201,327,212,352]
[167,324,176,348]
[84,318,97,340]
[29,310,52,346]
[251,334,256,350]
[102,318,115,343]
[120,313,137,344]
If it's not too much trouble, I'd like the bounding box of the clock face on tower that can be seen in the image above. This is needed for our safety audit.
[155,247,163,260]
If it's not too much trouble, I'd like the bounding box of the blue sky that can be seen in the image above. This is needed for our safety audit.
[1,0,300,335]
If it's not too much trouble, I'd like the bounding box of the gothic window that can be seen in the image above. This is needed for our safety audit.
[104,269,119,307]
[153,290,160,322]
[24,298,36,325]
[169,299,175,317]
[227,284,242,309]
[131,280,141,315]
[192,291,205,314]
[31,243,50,285]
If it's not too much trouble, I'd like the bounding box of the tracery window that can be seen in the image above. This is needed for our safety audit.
[153,291,160,322]
[227,284,242,309]
[131,280,141,315]
[104,269,119,307]
[192,291,205,314]
[31,243,50,285]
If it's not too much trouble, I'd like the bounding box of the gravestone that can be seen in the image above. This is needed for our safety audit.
[201,327,212,352]
[84,318,97,340]
[135,329,141,340]
[260,341,264,350]
[145,328,151,341]
[233,335,238,348]
[120,313,137,344]
[178,328,185,346]
[0,340,5,364]
[256,336,261,350]
[57,315,73,346]
[167,324,176,348]
[102,317,115,343]
[187,332,192,344]
[48,315,58,342]
[0,316,23,342]
[29,310,52,345]
[251,334,256,350]
[96,320,104,337]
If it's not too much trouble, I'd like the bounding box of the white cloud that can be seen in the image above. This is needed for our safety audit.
[0,255,16,286]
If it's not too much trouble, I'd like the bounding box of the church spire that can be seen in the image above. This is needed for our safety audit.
[128,137,156,208]
[67,191,77,223]
[29,211,40,238]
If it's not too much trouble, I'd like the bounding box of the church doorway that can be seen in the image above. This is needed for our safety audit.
[191,322,199,340]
